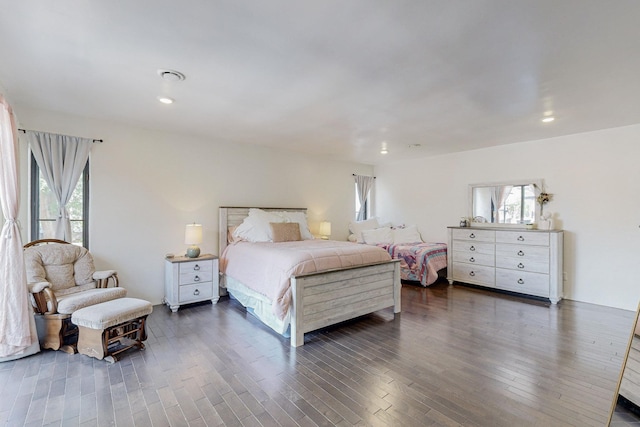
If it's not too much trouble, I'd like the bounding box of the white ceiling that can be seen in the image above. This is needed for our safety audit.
[1,1,640,165]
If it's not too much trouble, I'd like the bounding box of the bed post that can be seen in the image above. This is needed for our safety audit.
[290,277,304,347]
[393,261,401,314]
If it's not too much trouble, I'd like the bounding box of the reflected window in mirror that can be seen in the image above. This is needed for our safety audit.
[470,180,541,226]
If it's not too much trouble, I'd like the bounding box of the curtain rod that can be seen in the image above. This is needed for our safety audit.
[352,173,376,179]
[18,128,103,143]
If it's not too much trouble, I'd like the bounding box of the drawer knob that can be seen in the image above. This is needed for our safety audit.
[469,257,475,263]
[517,278,524,284]
[517,263,525,269]
[469,271,476,277]
[517,250,525,256]
[194,275,200,282]
[469,245,476,251]
[517,236,525,241]
[193,264,200,271]
[469,233,476,239]
[193,289,200,296]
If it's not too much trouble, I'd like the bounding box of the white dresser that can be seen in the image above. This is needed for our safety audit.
[447,227,563,303]
[164,254,219,312]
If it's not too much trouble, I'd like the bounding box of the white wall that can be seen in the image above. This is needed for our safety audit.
[375,124,640,311]
[15,106,373,304]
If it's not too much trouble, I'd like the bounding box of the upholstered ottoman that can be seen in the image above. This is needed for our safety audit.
[71,297,153,362]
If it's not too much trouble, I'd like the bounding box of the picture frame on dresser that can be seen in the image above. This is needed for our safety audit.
[447,227,564,304]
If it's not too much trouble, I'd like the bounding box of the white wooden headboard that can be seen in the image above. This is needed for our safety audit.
[218,207,307,254]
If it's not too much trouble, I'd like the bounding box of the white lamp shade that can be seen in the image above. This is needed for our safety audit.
[184,223,203,245]
[319,221,331,236]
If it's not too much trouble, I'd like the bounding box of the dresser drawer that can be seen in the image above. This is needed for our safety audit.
[495,245,549,263]
[453,241,494,255]
[495,269,549,297]
[453,251,495,267]
[496,256,549,274]
[179,282,214,303]
[452,229,495,242]
[495,231,550,246]
[452,264,495,287]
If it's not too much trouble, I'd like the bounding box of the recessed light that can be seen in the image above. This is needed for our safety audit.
[380,149,388,154]
[157,96,174,104]
[542,117,555,123]
[157,69,186,81]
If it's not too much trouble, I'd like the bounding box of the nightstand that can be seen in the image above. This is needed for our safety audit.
[164,254,219,312]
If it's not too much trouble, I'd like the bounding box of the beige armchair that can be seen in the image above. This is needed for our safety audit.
[24,239,127,353]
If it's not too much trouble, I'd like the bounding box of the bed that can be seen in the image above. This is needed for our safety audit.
[218,207,401,347]
[377,242,447,286]
[349,220,447,287]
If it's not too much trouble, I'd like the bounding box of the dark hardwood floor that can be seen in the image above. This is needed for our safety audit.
[1,281,637,426]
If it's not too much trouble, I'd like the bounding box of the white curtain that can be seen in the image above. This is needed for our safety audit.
[28,131,92,242]
[492,185,512,223]
[0,95,38,359]
[354,174,374,221]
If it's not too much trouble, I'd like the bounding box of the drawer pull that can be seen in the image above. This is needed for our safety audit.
[193,289,200,296]
[517,250,525,256]
[469,233,476,239]
[469,245,476,251]
[517,236,525,241]
[517,263,525,269]
[517,278,524,284]
[194,275,200,282]
[469,271,476,277]
[193,264,200,271]
[469,257,475,263]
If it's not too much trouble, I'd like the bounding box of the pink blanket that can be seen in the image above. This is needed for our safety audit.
[220,240,392,320]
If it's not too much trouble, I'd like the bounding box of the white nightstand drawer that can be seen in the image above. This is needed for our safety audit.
[179,282,213,303]
[453,251,495,267]
[452,229,495,242]
[179,260,213,274]
[496,269,549,297]
[179,270,213,285]
[495,231,550,246]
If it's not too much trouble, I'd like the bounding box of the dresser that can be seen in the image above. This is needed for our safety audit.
[447,227,563,303]
[164,254,219,312]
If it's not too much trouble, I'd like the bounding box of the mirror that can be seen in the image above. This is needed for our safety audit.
[609,302,640,424]
[469,180,541,226]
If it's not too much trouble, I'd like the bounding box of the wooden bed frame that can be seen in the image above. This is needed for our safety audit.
[218,207,401,347]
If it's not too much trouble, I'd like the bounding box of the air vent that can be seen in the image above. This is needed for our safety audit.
[157,69,186,81]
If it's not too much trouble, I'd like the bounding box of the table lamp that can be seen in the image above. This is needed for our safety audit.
[185,223,202,258]
[319,221,331,240]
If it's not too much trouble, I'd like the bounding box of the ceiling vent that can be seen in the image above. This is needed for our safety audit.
[157,69,186,81]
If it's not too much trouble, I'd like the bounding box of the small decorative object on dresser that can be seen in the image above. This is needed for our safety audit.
[447,227,564,304]
[164,254,219,312]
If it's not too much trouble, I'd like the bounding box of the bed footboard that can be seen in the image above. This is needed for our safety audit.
[290,260,401,347]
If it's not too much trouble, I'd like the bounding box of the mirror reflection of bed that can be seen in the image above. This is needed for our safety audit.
[609,302,640,425]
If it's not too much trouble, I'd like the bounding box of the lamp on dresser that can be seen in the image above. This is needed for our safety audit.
[184,223,202,258]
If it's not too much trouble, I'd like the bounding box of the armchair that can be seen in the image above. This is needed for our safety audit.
[24,239,127,353]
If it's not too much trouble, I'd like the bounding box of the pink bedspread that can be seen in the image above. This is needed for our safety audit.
[377,242,447,286]
[220,240,392,320]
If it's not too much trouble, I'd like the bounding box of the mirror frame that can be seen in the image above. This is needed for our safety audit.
[608,302,640,425]
[468,179,542,228]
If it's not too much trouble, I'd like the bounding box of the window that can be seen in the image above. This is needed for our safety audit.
[499,185,535,224]
[355,182,370,220]
[30,154,89,247]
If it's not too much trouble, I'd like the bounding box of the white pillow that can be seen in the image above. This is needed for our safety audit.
[349,218,380,243]
[393,225,423,244]
[347,234,357,243]
[233,209,285,242]
[361,227,393,245]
